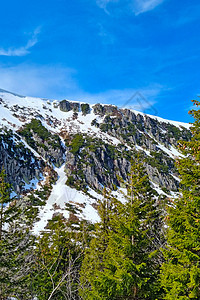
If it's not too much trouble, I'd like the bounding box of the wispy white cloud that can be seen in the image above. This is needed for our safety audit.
[0,63,161,115]
[0,64,77,98]
[133,0,164,15]
[96,0,119,14]
[96,0,164,15]
[96,0,116,9]
[0,27,41,57]
[73,85,162,114]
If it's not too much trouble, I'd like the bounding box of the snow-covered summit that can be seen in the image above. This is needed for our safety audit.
[0,88,190,133]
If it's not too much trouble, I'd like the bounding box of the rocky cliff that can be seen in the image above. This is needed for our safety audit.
[0,89,191,228]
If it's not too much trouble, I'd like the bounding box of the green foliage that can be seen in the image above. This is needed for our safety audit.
[127,122,137,136]
[66,175,74,186]
[81,103,90,115]
[80,158,163,299]
[19,118,61,150]
[106,144,115,160]
[69,134,84,155]
[99,123,112,132]
[32,214,85,300]
[146,151,171,174]
[35,184,53,200]
[91,119,99,127]
[0,169,35,299]
[160,100,200,299]
[21,119,49,140]
[166,124,182,140]
[0,169,13,241]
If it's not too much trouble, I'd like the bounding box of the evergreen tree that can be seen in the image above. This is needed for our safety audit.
[80,157,164,299]
[79,188,122,299]
[160,100,200,299]
[0,169,35,299]
[33,214,86,300]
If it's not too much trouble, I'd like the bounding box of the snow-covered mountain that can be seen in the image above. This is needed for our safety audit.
[0,89,191,233]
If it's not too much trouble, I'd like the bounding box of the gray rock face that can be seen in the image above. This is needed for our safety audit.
[94,107,191,152]
[64,133,179,193]
[59,100,80,112]
[0,99,191,199]
[63,100,191,194]
[31,132,65,167]
[59,100,71,112]
[93,104,120,117]
[0,130,44,192]
[18,119,66,168]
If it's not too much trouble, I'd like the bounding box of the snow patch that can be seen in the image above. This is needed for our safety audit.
[33,164,100,235]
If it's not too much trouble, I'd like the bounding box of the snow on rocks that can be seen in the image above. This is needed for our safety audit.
[33,164,100,235]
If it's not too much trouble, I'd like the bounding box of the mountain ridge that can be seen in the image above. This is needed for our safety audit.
[0,89,191,232]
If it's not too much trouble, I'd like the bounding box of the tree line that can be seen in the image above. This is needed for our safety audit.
[0,100,200,299]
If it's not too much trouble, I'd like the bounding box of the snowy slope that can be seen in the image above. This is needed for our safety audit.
[0,89,191,231]
[0,88,190,156]
[33,164,100,234]
[0,88,190,132]
[0,90,124,147]
[130,109,191,130]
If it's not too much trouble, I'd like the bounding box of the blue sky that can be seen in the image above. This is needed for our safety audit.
[0,0,200,122]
